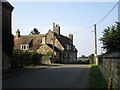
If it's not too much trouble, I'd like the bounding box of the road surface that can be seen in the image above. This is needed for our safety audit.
[3,64,91,88]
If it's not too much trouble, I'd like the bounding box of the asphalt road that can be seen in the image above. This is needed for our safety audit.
[3,64,91,88]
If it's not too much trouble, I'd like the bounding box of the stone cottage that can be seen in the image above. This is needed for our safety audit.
[14,23,78,63]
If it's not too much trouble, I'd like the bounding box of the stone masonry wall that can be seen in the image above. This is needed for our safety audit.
[41,56,51,64]
[99,52,120,89]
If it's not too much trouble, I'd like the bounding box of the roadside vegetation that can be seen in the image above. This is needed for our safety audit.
[89,64,108,88]
[11,49,41,68]
[77,55,90,64]
[89,22,120,89]
[100,22,120,53]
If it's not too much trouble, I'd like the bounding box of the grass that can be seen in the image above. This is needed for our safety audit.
[89,64,108,88]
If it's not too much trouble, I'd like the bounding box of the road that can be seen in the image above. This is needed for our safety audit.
[3,64,91,88]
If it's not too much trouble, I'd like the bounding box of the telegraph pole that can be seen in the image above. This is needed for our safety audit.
[94,24,98,65]
[94,24,97,55]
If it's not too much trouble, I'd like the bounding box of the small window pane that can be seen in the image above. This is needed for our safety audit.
[24,46,26,49]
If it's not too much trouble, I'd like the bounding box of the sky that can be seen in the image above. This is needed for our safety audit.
[10,1,118,57]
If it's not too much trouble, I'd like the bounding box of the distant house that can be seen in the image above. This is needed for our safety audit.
[14,23,78,63]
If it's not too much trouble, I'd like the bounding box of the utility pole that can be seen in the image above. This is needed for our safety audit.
[94,24,98,65]
[94,24,97,55]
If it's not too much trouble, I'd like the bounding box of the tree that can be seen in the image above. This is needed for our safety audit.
[30,28,40,35]
[100,22,120,53]
[81,55,86,58]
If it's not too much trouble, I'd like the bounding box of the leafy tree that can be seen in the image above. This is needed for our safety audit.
[30,28,40,35]
[81,55,86,58]
[100,22,120,53]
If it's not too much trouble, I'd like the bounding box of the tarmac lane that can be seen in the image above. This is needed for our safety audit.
[3,64,91,88]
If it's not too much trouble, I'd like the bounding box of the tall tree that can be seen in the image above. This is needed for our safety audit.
[100,22,120,53]
[30,28,40,35]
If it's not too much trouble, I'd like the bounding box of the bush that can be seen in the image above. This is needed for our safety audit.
[88,54,94,64]
[46,51,53,57]
[30,50,40,65]
[54,59,65,64]
[98,55,103,65]
[11,50,41,68]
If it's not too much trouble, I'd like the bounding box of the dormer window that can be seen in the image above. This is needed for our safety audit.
[21,44,29,50]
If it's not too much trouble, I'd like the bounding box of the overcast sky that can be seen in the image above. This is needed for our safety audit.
[10,2,118,57]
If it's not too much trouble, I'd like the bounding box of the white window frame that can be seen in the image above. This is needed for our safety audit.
[21,44,29,50]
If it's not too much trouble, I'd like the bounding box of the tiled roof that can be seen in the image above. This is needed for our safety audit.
[47,43,62,53]
[14,31,77,52]
[14,34,45,50]
[51,31,77,52]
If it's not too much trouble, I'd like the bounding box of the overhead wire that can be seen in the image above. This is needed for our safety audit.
[96,0,120,25]
[73,24,94,34]
[72,1,120,35]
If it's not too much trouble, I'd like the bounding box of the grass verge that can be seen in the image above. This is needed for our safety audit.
[89,64,108,88]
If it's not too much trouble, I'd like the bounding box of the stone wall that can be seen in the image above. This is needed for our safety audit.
[41,56,51,64]
[99,52,120,89]
[2,2,14,70]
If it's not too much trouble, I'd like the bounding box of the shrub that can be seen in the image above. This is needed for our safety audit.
[54,59,64,64]
[98,55,103,65]
[88,54,94,64]
[11,50,41,68]
[46,51,53,57]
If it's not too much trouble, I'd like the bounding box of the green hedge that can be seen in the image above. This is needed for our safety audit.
[11,49,41,68]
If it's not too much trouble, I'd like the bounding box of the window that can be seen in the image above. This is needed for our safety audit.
[73,47,76,51]
[70,45,71,50]
[21,44,29,50]
[27,46,29,49]
[66,44,69,50]
[24,46,26,49]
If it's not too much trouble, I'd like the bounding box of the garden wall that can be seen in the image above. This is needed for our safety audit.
[41,56,51,64]
[99,52,120,89]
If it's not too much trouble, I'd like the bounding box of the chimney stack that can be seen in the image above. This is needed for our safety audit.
[69,33,73,43]
[41,36,46,44]
[16,29,20,39]
[53,23,55,31]
[53,23,60,35]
